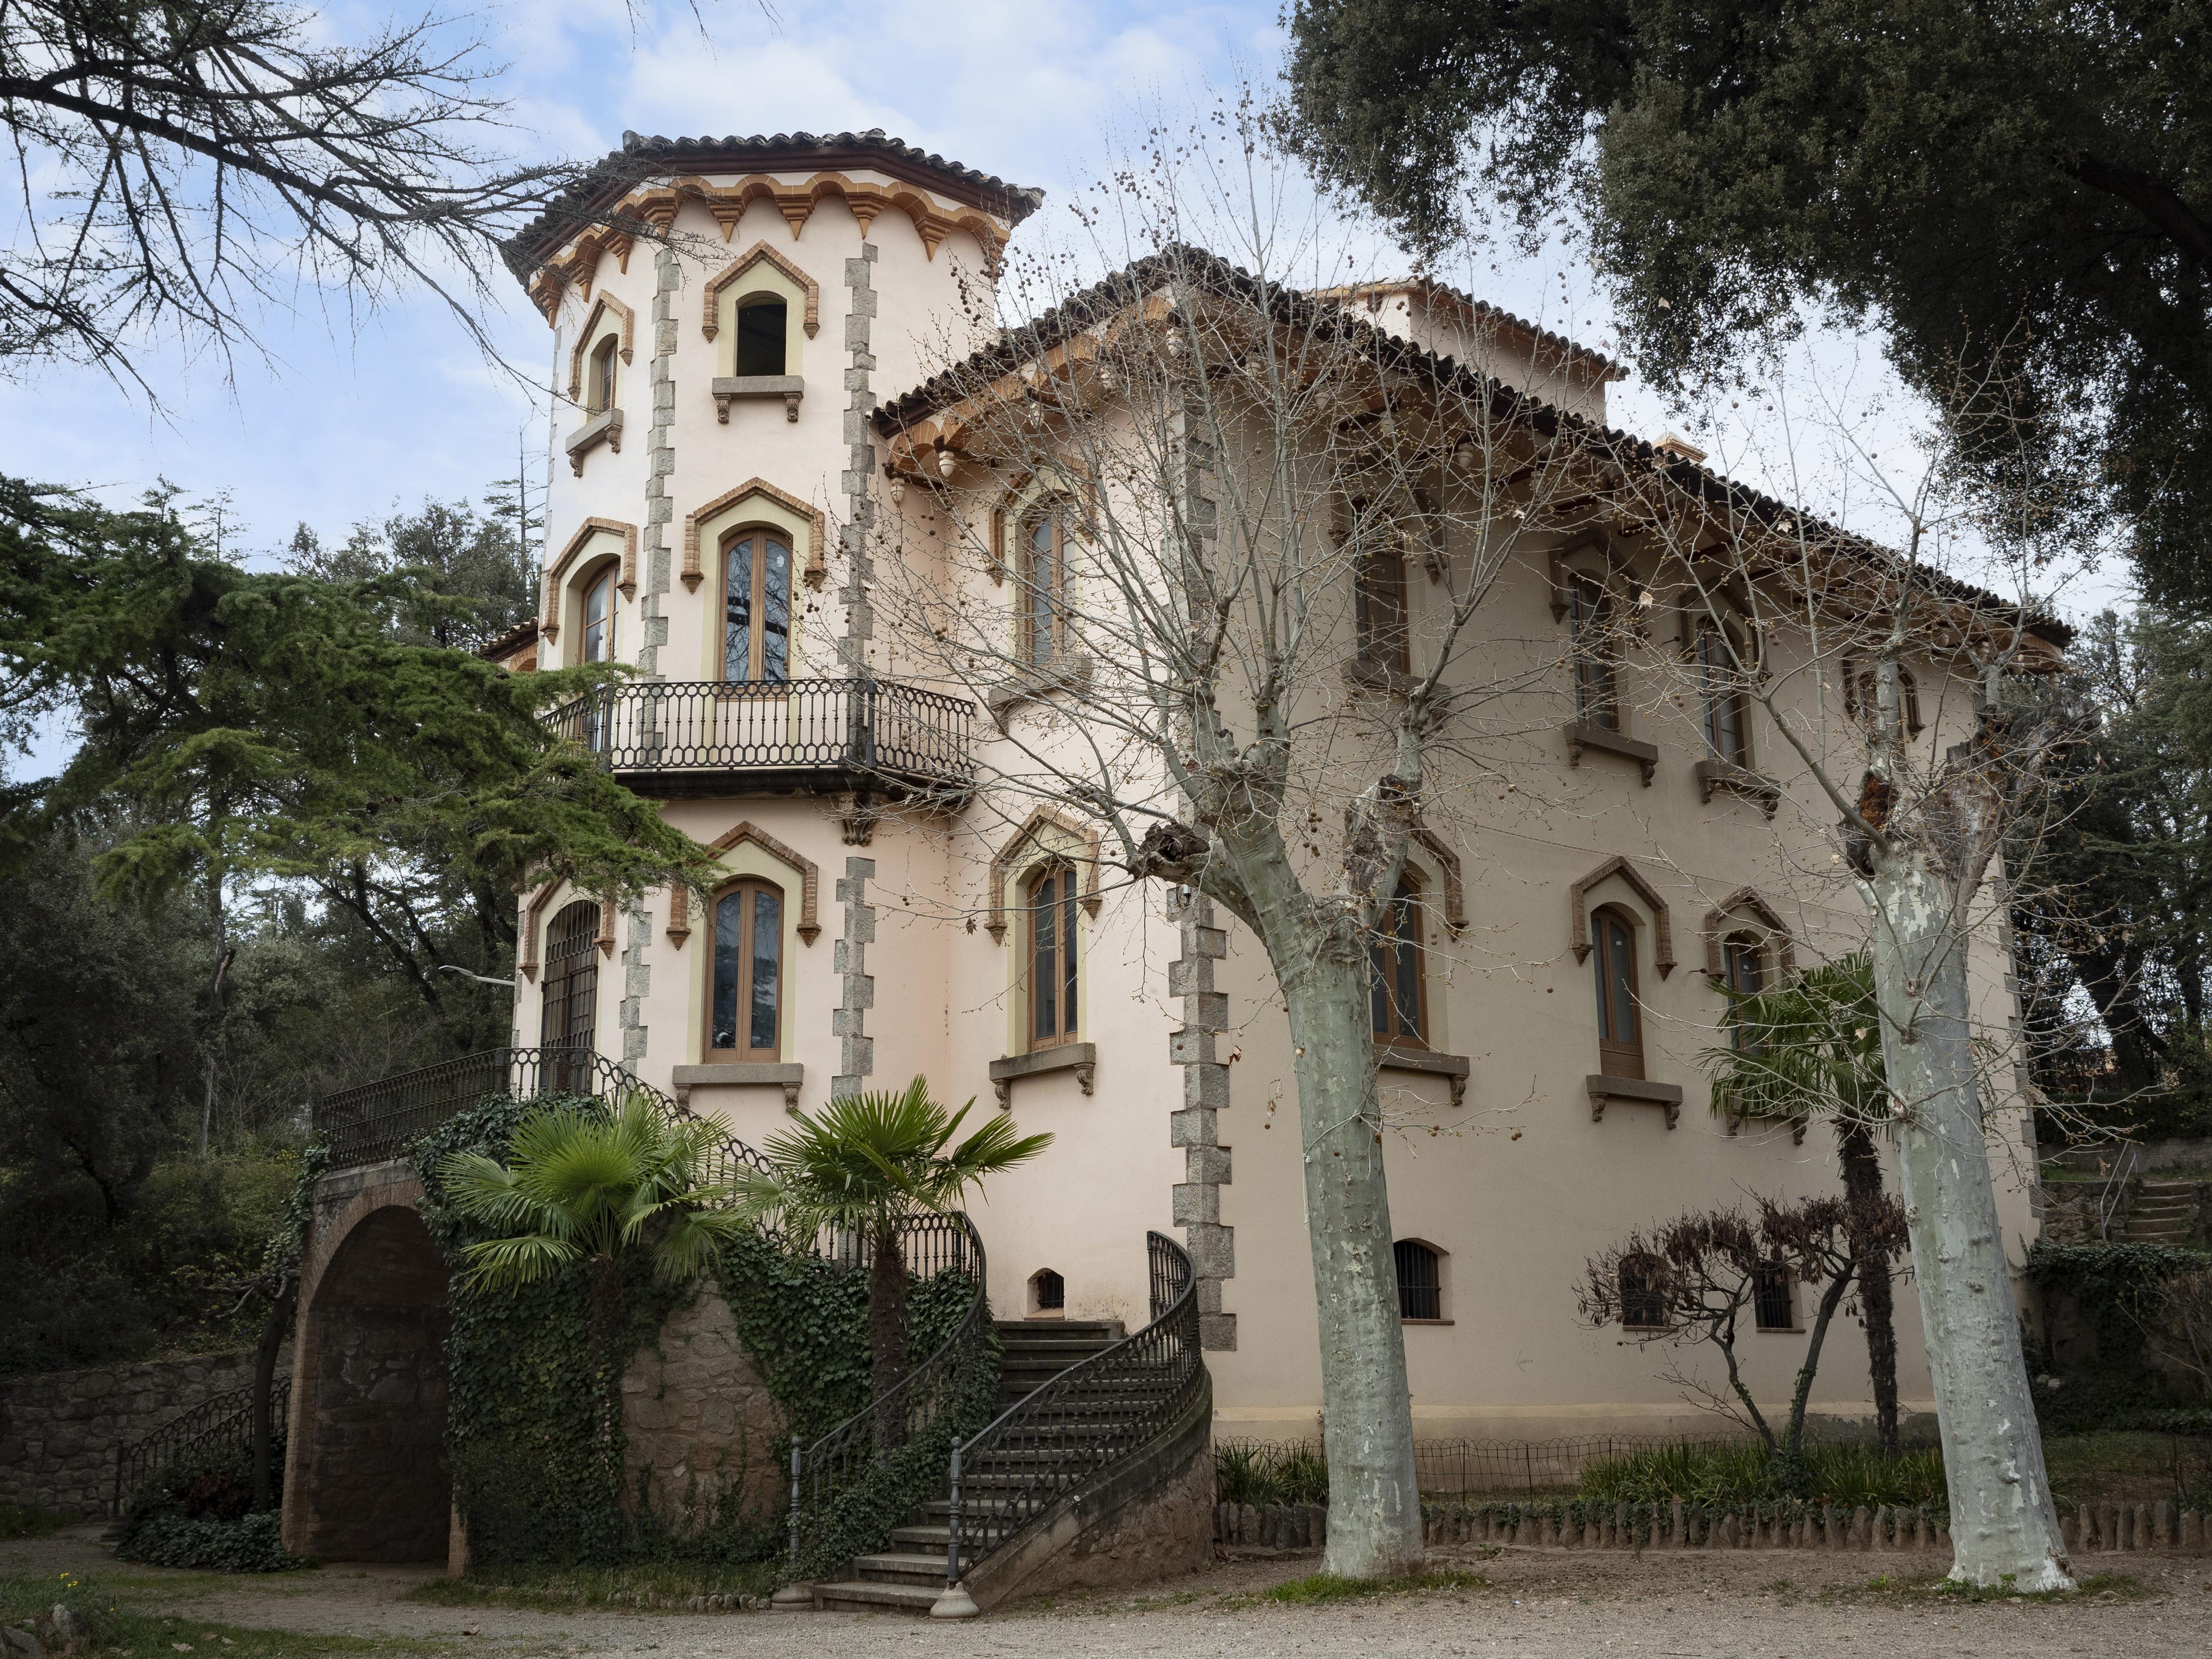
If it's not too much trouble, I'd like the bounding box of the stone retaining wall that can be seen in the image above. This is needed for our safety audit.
[1214,1497,2212,1555]
[0,1347,284,1519]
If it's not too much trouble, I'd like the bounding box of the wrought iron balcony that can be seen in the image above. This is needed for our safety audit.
[549,677,977,797]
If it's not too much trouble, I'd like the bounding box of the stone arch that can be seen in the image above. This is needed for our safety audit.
[985,808,1102,941]
[1569,855,1675,977]
[665,820,821,949]
[283,1180,451,1564]
[566,292,635,403]
[541,517,638,638]
[1701,887,1797,980]
[702,242,821,341]
[681,478,828,593]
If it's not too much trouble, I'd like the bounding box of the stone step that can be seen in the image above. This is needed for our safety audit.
[2138,1180,2198,1194]
[995,1318,1124,1341]
[812,1580,942,1615]
[2129,1221,2194,1238]
[888,1522,999,1555]
[849,1551,950,1587]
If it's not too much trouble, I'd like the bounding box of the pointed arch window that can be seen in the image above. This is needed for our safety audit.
[708,878,783,1061]
[541,900,600,1089]
[1570,575,1621,730]
[1369,873,1427,1045]
[1026,860,1080,1049]
[1592,905,1644,1079]
[1722,934,1768,1055]
[1021,506,1070,666]
[721,531,792,683]
[1699,625,1750,766]
[588,336,618,414]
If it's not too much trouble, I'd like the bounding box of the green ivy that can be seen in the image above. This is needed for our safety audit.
[2024,1239,2210,1429]
[114,1446,302,1572]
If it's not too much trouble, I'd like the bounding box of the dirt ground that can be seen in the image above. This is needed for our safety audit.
[9,1524,2209,1658]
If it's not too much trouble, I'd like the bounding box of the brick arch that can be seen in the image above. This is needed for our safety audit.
[701,242,820,341]
[680,478,828,593]
[986,808,1102,941]
[1569,855,1675,978]
[1701,887,1797,979]
[284,1179,452,1565]
[664,820,821,949]
[566,291,635,402]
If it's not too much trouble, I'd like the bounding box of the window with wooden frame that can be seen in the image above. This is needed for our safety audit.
[707,878,784,1061]
[581,567,618,665]
[1591,905,1644,1079]
[588,336,618,414]
[1020,505,1070,666]
[1844,659,1924,738]
[1698,625,1750,767]
[1369,873,1427,1046]
[1024,859,1081,1049]
[720,530,793,683]
[1570,574,1622,730]
[1354,515,1411,674]
[1620,1253,1668,1330]
[735,297,788,376]
[1753,1261,1796,1331]
[1721,934,1767,1055]
[1395,1239,1443,1321]
[540,901,600,1086]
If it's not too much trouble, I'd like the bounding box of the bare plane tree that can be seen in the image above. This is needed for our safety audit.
[0,0,664,386]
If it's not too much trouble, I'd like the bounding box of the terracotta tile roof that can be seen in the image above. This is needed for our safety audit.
[501,129,1046,280]
[1315,279,1624,383]
[475,616,539,663]
[874,244,2069,648]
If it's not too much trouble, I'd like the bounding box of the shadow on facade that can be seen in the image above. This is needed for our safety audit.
[284,1200,452,1563]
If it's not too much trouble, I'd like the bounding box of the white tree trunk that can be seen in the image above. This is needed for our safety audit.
[1279,944,1425,1578]
[1867,854,2072,1590]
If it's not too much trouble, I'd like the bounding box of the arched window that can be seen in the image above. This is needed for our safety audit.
[735,297,788,376]
[1355,519,1410,673]
[721,532,792,683]
[588,336,618,413]
[1570,574,1620,730]
[1369,873,1426,1045]
[1722,934,1767,1055]
[540,900,600,1089]
[1753,1260,1796,1331]
[1025,860,1080,1049]
[1592,905,1644,1080]
[581,567,618,664]
[708,878,784,1061]
[1699,625,1749,767]
[1028,1268,1066,1316]
[1845,660,1924,737]
[1021,507,1069,666]
[1394,1239,1442,1321]
[1619,1253,1668,1330]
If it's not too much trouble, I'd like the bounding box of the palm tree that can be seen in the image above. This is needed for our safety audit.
[732,1078,1053,1433]
[1700,952,1905,1455]
[437,1093,750,1467]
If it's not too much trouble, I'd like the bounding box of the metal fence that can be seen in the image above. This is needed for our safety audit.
[549,678,976,790]
[1218,1435,1755,1498]
[112,1377,291,1518]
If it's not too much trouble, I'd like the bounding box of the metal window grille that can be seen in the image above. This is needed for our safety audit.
[1395,1240,1441,1320]
[1754,1262,1795,1331]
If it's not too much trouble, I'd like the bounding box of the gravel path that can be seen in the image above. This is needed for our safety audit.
[10,1527,2206,1657]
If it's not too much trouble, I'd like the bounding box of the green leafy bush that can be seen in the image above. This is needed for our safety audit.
[1215,1441,1329,1506]
[1577,1441,1946,1508]
[117,1509,299,1572]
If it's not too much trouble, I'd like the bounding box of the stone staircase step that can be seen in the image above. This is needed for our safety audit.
[813,1580,943,1614]
[849,1551,950,1587]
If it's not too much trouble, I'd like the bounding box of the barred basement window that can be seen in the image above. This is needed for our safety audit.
[1620,1253,1667,1330]
[1754,1262,1796,1331]
[1395,1239,1442,1321]
[1030,1268,1065,1315]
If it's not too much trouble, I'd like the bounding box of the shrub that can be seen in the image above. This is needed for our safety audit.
[116,1509,300,1572]
[1578,1441,1945,1508]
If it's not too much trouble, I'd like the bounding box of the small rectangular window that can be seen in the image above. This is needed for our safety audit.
[736,299,788,376]
[1395,1240,1442,1321]
[1754,1263,1795,1331]
[1620,1256,1667,1330]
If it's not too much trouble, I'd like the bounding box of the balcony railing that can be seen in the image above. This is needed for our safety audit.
[549,678,976,792]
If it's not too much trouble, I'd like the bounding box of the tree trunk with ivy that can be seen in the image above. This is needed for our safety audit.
[1837,1120,1902,1455]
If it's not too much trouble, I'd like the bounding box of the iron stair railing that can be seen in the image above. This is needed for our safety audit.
[111,1377,292,1519]
[785,1212,993,1580]
[941,1231,1199,1592]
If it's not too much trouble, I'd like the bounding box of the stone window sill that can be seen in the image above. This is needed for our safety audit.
[1343,654,1417,695]
[1565,722,1658,786]
[671,1061,803,1112]
[1377,1043,1470,1109]
[565,408,624,475]
[1695,758,1780,817]
[987,654,1094,718]
[712,374,805,423]
[1401,1317,1456,1327]
[989,1042,1096,1107]
[1586,1073,1686,1129]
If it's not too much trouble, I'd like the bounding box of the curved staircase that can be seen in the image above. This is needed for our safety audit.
[812,1319,1128,1613]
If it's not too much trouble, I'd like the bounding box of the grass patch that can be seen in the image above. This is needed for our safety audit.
[0,1507,70,1541]
[0,1576,455,1659]
[1826,1568,2148,1605]
[404,1559,779,1613]
[1224,1569,1489,1607]
[1579,1441,1946,1509]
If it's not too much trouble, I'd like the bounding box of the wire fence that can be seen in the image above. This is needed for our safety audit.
[1218,1435,1750,1499]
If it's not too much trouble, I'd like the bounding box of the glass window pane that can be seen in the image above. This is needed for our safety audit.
[749,888,781,1053]
[724,539,753,681]
[1608,920,1637,1042]
[711,892,744,1051]
[1033,877,1057,1040]
[761,538,790,681]
[1393,886,1421,1041]
[1028,518,1056,663]
[1061,871,1079,1035]
[1371,938,1392,1036]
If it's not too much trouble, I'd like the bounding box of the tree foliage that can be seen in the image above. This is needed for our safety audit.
[1281,0,2212,609]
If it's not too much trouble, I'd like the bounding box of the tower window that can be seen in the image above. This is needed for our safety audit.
[589,336,617,413]
[1369,874,1426,1045]
[708,878,784,1061]
[736,298,788,376]
[721,532,793,683]
[1570,575,1621,731]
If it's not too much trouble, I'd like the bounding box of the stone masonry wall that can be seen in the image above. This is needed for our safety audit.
[621,1290,785,1525]
[0,1346,285,1518]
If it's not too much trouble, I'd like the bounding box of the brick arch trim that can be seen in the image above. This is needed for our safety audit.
[1406,827,1468,936]
[986,808,1102,941]
[566,292,636,401]
[701,242,821,341]
[1701,888,1797,979]
[1570,855,1674,977]
[542,517,639,635]
[665,821,820,949]
[680,478,828,592]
